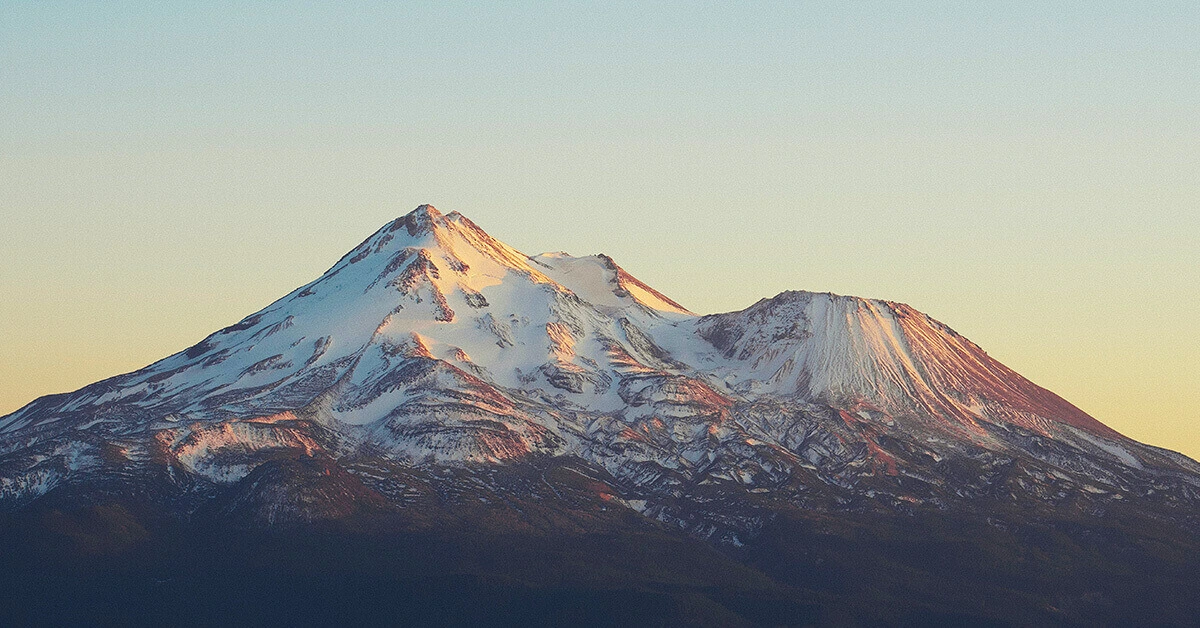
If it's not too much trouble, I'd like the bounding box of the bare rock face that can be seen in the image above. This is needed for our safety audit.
[1,206,1198,623]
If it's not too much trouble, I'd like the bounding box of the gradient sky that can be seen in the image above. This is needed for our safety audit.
[2,2,1197,458]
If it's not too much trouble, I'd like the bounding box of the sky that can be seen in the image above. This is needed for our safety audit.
[1,2,1197,459]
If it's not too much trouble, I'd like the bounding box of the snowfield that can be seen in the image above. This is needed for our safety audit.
[1,204,1197,529]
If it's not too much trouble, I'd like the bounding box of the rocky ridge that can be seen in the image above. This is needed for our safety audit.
[2,205,1197,545]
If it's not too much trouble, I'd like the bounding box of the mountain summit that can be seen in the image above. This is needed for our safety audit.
[2,205,1198,624]
[3,203,1196,495]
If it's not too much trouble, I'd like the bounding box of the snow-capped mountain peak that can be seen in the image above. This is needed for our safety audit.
[4,204,1197,627]
[2,205,1196,519]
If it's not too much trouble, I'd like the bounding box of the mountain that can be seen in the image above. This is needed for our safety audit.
[2,205,1198,626]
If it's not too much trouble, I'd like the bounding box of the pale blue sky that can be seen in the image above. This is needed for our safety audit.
[2,2,1198,457]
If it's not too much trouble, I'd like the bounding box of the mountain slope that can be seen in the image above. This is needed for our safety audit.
[1,205,1198,624]
[4,204,1198,500]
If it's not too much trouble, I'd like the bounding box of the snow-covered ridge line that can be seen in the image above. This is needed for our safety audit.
[2,203,1196,511]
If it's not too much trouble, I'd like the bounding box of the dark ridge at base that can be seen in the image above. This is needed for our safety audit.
[2,499,1198,627]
